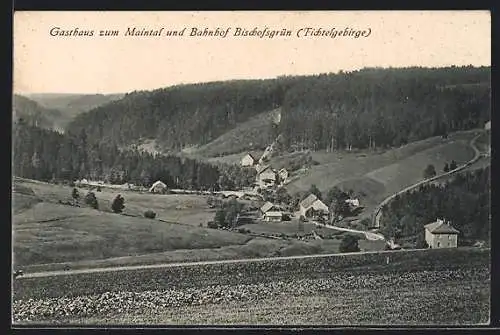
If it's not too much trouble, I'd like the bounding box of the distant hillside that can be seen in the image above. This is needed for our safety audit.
[185,108,281,158]
[284,130,482,219]
[26,93,124,129]
[65,66,490,154]
[12,95,64,131]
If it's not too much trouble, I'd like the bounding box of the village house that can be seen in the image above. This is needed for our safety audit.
[241,153,260,167]
[424,218,459,249]
[149,180,168,194]
[263,211,283,222]
[299,194,329,219]
[256,165,277,189]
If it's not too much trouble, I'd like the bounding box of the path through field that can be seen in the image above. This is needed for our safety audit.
[16,248,432,279]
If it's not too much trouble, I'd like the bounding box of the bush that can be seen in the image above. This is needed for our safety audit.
[423,164,437,179]
[111,194,125,213]
[84,191,99,209]
[71,188,80,203]
[96,186,102,192]
[144,210,156,219]
[69,181,75,187]
[207,221,218,229]
[339,235,360,253]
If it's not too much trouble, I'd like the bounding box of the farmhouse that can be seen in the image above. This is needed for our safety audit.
[256,165,277,188]
[263,211,283,222]
[241,153,260,167]
[424,218,459,249]
[299,194,329,219]
[149,180,168,194]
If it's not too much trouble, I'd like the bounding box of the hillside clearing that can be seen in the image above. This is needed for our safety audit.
[186,108,281,159]
[285,131,479,218]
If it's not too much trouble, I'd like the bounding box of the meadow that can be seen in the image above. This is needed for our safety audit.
[13,178,380,272]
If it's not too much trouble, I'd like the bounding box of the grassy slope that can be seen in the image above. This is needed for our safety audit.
[13,179,377,271]
[13,201,252,266]
[185,108,280,159]
[285,130,480,214]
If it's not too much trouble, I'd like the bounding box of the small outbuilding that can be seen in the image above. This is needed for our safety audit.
[149,180,168,194]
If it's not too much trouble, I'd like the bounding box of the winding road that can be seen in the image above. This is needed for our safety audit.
[311,221,385,241]
[371,131,485,229]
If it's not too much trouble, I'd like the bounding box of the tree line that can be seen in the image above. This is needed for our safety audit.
[379,166,490,244]
[13,120,255,190]
[65,66,490,153]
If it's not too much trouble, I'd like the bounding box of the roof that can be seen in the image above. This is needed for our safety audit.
[260,201,275,213]
[424,219,459,234]
[256,165,271,174]
[149,180,167,191]
[248,152,261,160]
[260,201,274,213]
[300,194,318,208]
[243,152,260,161]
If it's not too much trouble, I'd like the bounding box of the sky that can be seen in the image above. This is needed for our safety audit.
[13,11,491,95]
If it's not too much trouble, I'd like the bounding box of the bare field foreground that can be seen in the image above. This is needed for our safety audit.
[13,248,490,325]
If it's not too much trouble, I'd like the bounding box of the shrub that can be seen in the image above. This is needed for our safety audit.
[423,164,437,179]
[96,186,102,192]
[69,181,75,187]
[84,191,99,209]
[111,194,125,213]
[144,210,156,219]
[339,235,360,253]
[71,188,80,203]
[207,221,218,229]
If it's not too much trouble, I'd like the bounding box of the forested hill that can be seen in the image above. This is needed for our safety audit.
[66,66,490,152]
[13,95,64,131]
[13,120,256,190]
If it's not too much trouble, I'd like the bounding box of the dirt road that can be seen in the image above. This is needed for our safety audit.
[16,248,431,279]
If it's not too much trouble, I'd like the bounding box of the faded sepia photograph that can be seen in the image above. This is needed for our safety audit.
[12,11,491,326]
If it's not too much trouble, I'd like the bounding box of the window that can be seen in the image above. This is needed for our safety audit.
[437,242,441,247]
[449,235,453,240]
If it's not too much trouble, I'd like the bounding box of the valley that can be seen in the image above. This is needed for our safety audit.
[11,66,491,325]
